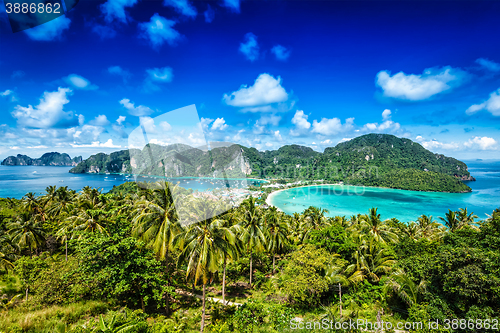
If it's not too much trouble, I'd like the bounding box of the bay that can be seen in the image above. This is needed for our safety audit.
[269,160,500,222]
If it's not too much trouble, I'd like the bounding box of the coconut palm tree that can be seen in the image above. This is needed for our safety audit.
[238,197,266,288]
[176,198,235,333]
[457,208,479,229]
[384,269,427,307]
[358,208,398,244]
[7,212,46,257]
[347,236,395,283]
[416,214,443,240]
[263,207,289,274]
[439,209,461,232]
[132,182,183,315]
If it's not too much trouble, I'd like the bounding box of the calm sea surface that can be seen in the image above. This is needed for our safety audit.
[269,160,500,222]
[0,166,264,199]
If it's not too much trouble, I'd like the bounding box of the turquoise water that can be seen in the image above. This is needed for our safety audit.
[0,166,265,199]
[269,160,500,222]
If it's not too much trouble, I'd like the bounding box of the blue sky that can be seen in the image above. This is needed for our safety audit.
[1,0,500,160]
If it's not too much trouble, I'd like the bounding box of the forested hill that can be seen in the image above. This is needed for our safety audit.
[1,153,82,166]
[68,134,474,193]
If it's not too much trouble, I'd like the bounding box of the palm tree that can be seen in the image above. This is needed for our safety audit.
[263,207,289,274]
[439,209,461,232]
[238,197,266,288]
[7,212,46,257]
[384,269,427,307]
[176,199,235,333]
[402,222,421,241]
[218,210,242,304]
[347,236,395,283]
[132,182,183,315]
[359,208,398,244]
[416,214,443,240]
[457,208,479,229]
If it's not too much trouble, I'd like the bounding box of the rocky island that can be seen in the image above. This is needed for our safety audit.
[1,152,82,166]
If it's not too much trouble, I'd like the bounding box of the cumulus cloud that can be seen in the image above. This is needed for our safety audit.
[116,116,126,125]
[382,109,391,120]
[211,118,228,131]
[100,0,138,23]
[464,136,498,150]
[312,117,354,136]
[271,45,291,61]
[466,88,500,116]
[63,74,98,90]
[139,116,156,132]
[138,14,182,50]
[89,115,110,126]
[143,67,174,92]
[223,73,289,110]
[12,87,76,128]
[289,110,311,136]
[164,0,197,17]
[239,33,259,62]
[160,121,172,131]
[419,139,460,151]
[222,0,240,13]
[119,98,154,116]
[108,66,131,82]
[258,114,281,126]
[476,58,500,72]
[376,66,468,101]
[24,16,71,41]
[204,5,215,23]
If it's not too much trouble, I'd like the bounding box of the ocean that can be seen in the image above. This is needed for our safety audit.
[268,160,500,222]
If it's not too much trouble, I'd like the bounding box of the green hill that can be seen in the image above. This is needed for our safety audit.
[69,134,474,193]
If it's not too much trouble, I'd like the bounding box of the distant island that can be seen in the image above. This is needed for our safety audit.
[67,134,475,193]
[1,152,82,166]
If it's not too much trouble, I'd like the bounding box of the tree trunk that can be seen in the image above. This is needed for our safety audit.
[65,238,68,262]
[200,283,206,333]
[272,253,275,275]
[249,251,253,288]
[222,257,227,304]
[25,288,28,301]
[164,250,170,316]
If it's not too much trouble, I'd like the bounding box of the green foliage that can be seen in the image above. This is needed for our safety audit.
[76,234,169,311]
[281,244,330,307]
[305,224,356,257]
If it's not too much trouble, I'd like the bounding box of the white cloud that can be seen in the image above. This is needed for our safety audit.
[12,87,75,128]
[0,89,17,102]
[71,139,121,148]
[464,136,498,150]
[100,0,138,23]
[78,114,85,126]
[223,73,288,108]
[200,117,214,131]
[466,88,500,116]
[211,118,228,131]
[119,98,154,116]
[139,116,156,133]
[376,66,468,101]
[63,74,98,90]
[420,139,460,151]
[274,130,283,141]
[271,45,291,61]
[476,58,500,72]
[382,109,392,120]
[222,0,240,13]
[116,116,126,125]
[108,66,131,82]
[239,33,259,62]
[312,117,354,136]
[320,139,332,145]
[143,67,174,92]
[24,16,71,41]
[289,110,311,136]
[160,121,172,131]
[163,0,197,17]
[138,14,182,50]
[89,115,110,126]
